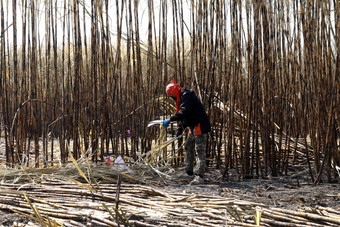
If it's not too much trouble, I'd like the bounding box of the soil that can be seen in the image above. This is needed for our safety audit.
[0,211,37,227]
[159,167,340,211]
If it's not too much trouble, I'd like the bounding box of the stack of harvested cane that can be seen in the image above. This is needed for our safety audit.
[0,161,339,226]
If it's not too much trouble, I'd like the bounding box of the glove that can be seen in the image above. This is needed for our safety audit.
[162,119,171,128]
[176,128,183,137]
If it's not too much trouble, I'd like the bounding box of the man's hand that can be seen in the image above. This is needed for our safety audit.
[176,128,183,137]
[162,119,171,127]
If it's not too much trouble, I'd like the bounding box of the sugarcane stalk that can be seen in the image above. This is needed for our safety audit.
[271,208,340,225]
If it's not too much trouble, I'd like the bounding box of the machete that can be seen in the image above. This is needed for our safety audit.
[147,120,174,127]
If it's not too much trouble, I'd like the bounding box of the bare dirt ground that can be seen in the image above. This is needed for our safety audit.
[0,211,33,227]
[168,167,339,210]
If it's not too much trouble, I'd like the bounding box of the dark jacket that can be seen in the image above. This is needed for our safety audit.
[170,88,211,134]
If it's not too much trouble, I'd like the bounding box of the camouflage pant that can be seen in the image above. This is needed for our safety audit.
[185,133,208,177]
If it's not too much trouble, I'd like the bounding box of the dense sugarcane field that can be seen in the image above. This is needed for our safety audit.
[0,0,339,226]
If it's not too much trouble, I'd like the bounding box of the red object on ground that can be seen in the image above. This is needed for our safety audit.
[105,156,111,165]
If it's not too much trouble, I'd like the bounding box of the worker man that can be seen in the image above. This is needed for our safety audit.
[163,80,211,184]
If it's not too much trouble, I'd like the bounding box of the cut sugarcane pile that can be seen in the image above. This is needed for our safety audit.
[1,165,340,226]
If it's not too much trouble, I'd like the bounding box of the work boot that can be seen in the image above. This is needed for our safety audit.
[190,175,204,185]
[180,171,194,178]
